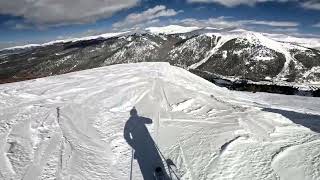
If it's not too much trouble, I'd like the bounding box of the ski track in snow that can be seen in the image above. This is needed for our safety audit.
[0,62,319,180]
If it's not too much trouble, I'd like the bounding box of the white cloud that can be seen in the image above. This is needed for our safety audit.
[113,5,181,29]
[239,20,299,27]
[178,17,241,29]
[177,17,299,29]
[268,27,299,32]
[313,22,320,28]
[0,41,19,50]
[188,0,320,11]
[187,0,295,7]
[0,0,139,26]
[170,17,302,37]
[301,1,320,10]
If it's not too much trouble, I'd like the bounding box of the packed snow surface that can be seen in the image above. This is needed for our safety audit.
[0,62,319,180]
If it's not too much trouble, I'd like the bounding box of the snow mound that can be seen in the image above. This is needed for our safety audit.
[0,62,319,180]
[146,25,201,34]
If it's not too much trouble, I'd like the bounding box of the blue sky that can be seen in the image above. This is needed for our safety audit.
[0,0,320,48]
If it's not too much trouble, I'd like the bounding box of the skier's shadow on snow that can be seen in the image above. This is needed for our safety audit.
[124,107,169,180]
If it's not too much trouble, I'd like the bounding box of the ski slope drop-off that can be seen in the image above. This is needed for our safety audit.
[0,62,319,180]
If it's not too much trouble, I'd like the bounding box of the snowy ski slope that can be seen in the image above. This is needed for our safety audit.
[0,62,319,180]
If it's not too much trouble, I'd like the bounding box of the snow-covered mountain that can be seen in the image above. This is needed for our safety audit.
[1,31,130,51]
[0,25,319,86]
[263,33,320,50]
[0,62,319,180]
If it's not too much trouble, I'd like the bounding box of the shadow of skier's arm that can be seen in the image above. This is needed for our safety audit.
[124,120,134,147]
[141,117,152,124]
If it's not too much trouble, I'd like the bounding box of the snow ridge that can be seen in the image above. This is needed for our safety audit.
[0,62,319,179]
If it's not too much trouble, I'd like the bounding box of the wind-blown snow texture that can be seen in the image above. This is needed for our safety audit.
[0,62,319,180]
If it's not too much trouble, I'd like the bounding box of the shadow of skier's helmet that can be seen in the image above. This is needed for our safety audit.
[130,107,138,117]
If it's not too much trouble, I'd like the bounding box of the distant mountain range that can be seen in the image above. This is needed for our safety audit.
[1,25,320,89]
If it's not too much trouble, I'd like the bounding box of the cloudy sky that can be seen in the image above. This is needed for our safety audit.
[0,0,320,48]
